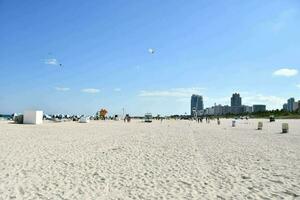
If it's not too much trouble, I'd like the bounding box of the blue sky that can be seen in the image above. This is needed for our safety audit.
[0,0,300,116]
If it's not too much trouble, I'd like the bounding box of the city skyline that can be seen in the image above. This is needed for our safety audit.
[1,1,300,115]
[190,92,300,116]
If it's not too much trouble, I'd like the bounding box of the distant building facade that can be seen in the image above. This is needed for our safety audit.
[214,104,223,115]
[222,105,231,115]
[190,94,203,116]
[230,93,243,114]
[230,106,243,115]
[243,105,253,113]
[282,98,300,112]
[287,98,295,112]
[231,93,242,107]
[293,102,299,112]
[283,103,288,111]
[253,105,266,113]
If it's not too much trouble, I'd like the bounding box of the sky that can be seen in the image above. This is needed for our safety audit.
[0,0,300,116]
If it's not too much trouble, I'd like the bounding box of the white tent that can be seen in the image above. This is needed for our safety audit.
[23,111,43,124]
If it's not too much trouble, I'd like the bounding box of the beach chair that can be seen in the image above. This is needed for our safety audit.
[282,123,289,133]
[257,122,263,130]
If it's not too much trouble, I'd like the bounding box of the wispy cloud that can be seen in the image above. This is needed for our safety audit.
[114,88,121,92]
[55,87,70,91]
[138,87,205,98]
[44,58,58,65]
[206,96,231,105]
[81,88,100,94]
[296,84,300,89]
[243,94,285,109]
[273,68,298,77]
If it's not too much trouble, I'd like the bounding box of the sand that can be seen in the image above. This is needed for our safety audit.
[0,119,299,199]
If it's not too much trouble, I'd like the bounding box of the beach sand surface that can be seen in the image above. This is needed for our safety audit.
[0,119,299,199]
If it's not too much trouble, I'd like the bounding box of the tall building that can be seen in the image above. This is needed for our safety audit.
[293,102,299,112]
[253,105,266,113]
[283,103,288,111]
[230,93,242,114]
[190,94,203,116]
[287,98,295,112]
[231,93,242,107]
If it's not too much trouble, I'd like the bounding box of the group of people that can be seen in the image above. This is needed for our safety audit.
[195,116,220,124]
[124,114,131,123]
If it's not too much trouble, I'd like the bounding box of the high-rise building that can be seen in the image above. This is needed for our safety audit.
[231,93,242,107]
[230,93,243,114]
[190,94,203,116]
[293,102,299,112]
[283,103,288,111]
[287,98,295,112]
[253,105,266,113]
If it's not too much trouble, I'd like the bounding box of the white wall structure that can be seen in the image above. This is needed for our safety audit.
[23,111,43,124]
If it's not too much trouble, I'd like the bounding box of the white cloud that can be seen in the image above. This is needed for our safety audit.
[138,87,205,98]
[81,88,100,93]
[55,87,70,91]
[114,88,121,92]
[273,68,298,77]
[45,58,58,65]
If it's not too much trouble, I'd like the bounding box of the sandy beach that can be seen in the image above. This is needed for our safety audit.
[0,119,299,199]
